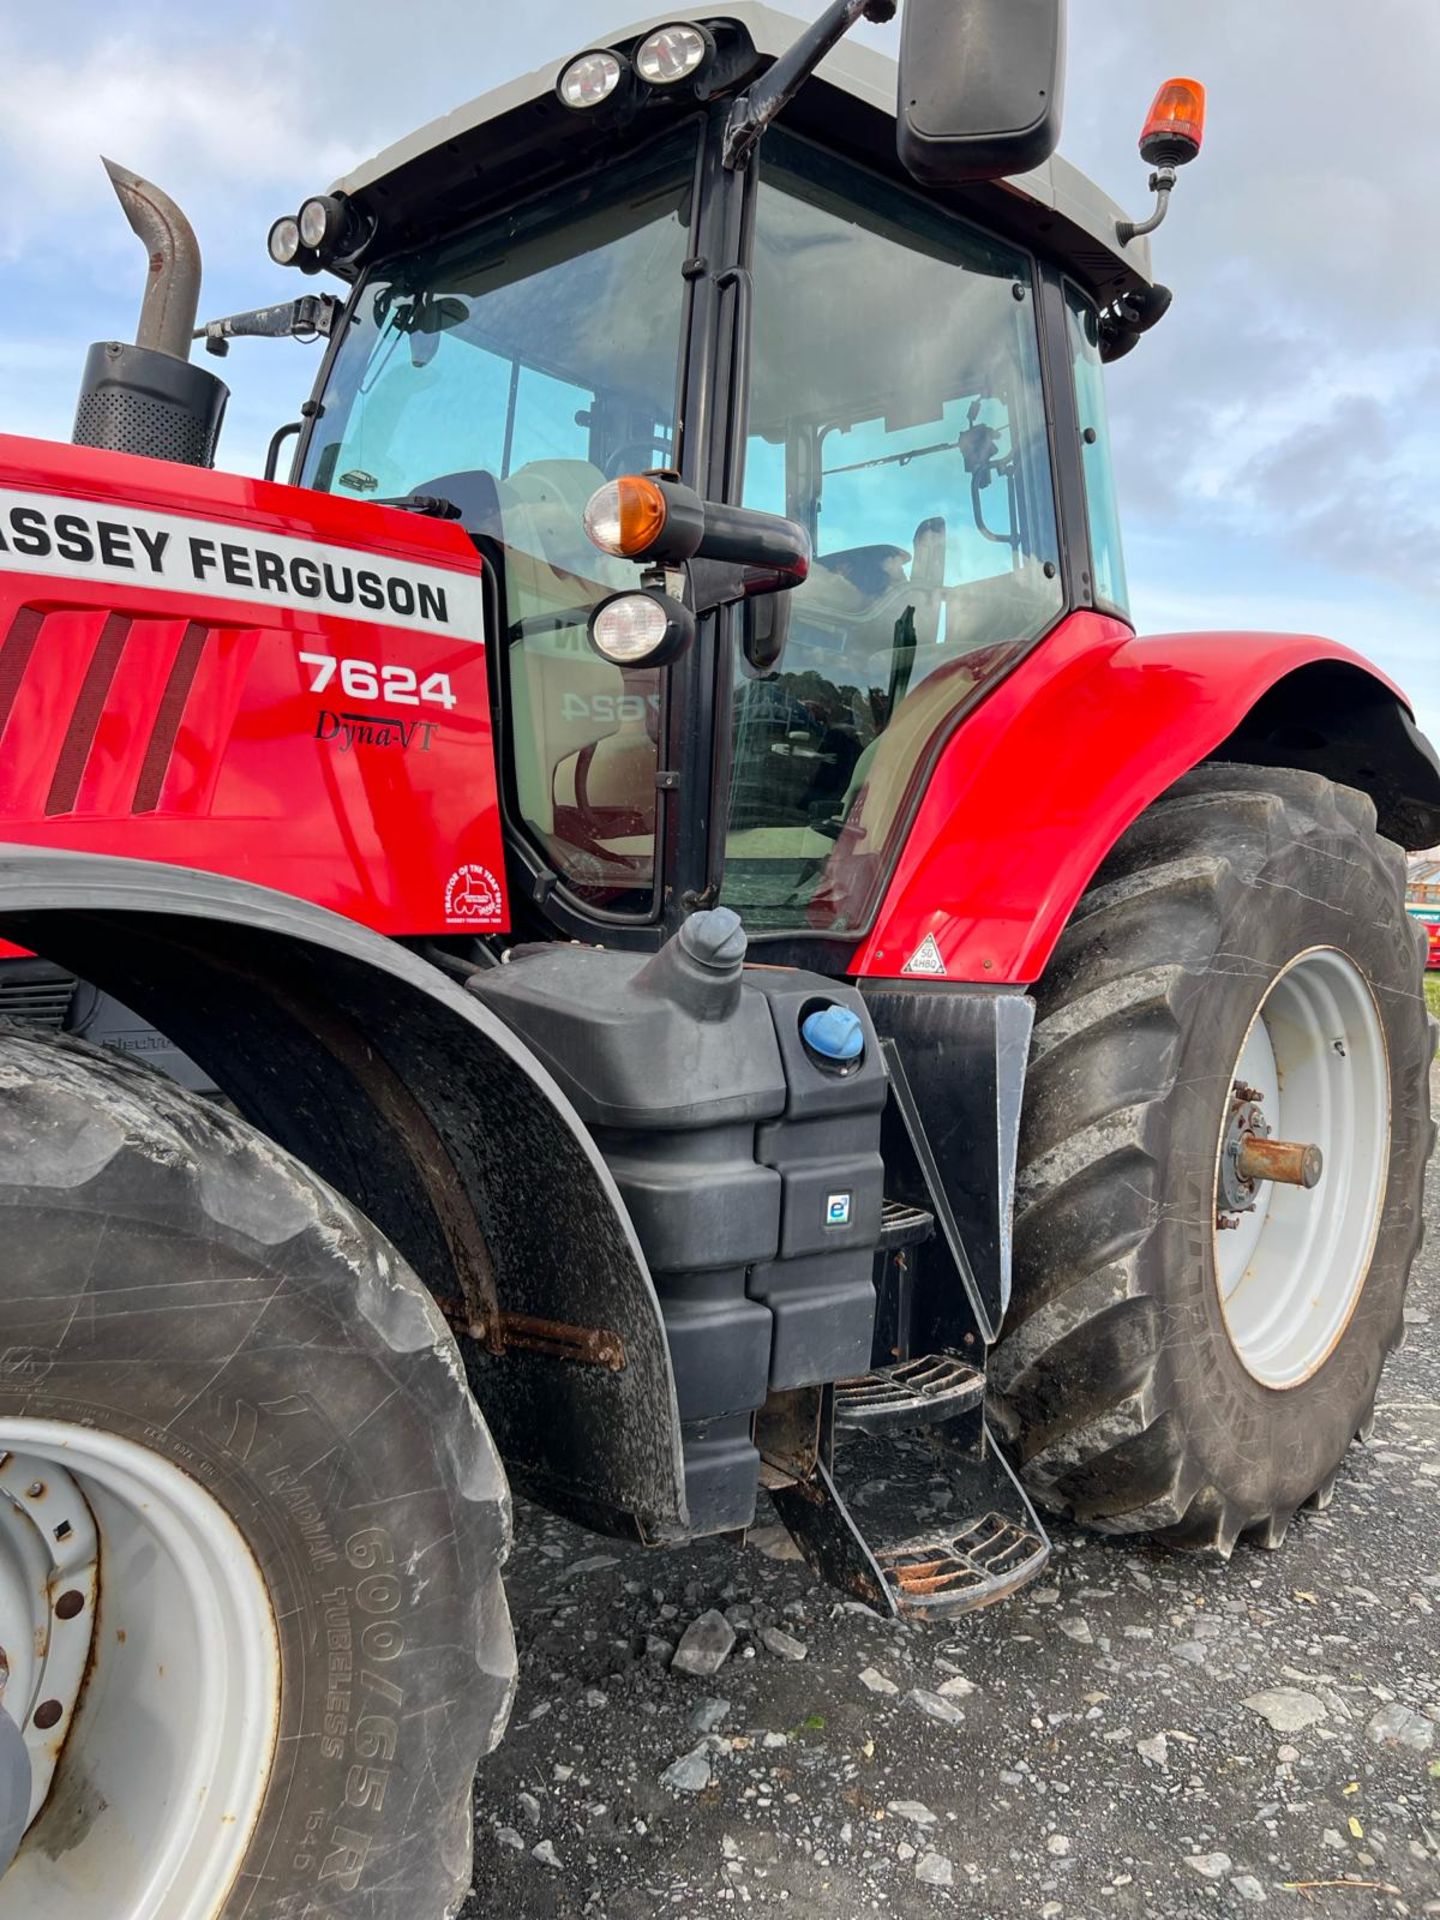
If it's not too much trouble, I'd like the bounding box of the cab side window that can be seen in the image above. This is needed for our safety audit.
[1064,283,1130,617]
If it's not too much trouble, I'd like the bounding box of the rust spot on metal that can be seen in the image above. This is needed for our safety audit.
[889,1556,969,1596]
[879,1512,1047,1614]
[755,1386,823,1482]
[54,1590,86,1621]
[1236,1134,1323,1189]
[33,1699,63,1731]
[486,1311,626,1371]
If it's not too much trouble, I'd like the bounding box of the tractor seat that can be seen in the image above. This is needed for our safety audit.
[497,459,629,613]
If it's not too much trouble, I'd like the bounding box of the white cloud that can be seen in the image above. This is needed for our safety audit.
[1,0,1434,736]
[0,29,358,203]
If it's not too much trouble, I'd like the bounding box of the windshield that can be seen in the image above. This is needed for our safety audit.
[722,134,1064,934]
[301,129,699,914]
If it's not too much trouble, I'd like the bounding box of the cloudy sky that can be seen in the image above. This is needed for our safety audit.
[3,2,1436,736]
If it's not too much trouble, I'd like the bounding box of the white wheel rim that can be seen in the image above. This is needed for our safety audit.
[1213,947,1390,1388]
[0,1419,280,1920]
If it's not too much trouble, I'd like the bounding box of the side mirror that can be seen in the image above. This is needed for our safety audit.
[741,592,789,675]
[897,0,1066,185]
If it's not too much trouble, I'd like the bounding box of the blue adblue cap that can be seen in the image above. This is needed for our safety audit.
[801,1003,865,1064]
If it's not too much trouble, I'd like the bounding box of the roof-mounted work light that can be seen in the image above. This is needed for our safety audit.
[267,216,302,267]
[557,48,630,110]
[1118,75,1207,247]
[635,24,714,87]
[268,193,370,273]
[298,194,346,253]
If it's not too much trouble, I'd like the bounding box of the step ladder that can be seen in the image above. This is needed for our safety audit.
[758,1193,1049,1620]
[835,1352,987,1434]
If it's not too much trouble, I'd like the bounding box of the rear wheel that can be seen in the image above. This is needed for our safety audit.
[0,1027,515,1918]
[991,765,1432,1551]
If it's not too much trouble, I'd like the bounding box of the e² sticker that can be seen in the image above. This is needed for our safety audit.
[825,1192,853,1229]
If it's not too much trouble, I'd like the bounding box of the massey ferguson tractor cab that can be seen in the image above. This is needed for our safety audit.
[2,3,1437,1914]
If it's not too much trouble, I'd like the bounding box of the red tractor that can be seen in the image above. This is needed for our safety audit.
[1408,901,1440,968]
[1,5,1434,1914]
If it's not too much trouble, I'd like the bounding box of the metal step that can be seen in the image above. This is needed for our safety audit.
[878,1196,934,1251]
[876,1510,1048,1615]
[834,1352,985,1434]
[768,1420,1051,1621]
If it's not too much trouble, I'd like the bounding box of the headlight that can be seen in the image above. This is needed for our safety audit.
[583,476,669,558]
[557,49,627,110]
[267,216,302,267]
[589,590,695,667]
[634,24,713,86]
[298,195,342,252]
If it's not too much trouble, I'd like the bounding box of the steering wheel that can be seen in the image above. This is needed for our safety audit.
[603,440,672,480]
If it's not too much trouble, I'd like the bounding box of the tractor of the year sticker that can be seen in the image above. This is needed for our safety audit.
[445,864,504,925]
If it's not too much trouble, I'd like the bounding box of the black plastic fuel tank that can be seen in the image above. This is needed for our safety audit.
[471,910,886,1535]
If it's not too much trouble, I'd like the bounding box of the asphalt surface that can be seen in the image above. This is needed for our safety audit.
[461,1078,1440,1920]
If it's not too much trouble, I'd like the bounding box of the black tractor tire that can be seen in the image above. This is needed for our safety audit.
[990,764,1432,1552]
[0,1026,515,1917]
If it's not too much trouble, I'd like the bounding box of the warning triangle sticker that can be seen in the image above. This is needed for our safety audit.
[901,933,947,977]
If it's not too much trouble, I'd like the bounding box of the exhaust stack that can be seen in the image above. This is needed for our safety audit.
[103,156,203,359]
[72,158,228,468]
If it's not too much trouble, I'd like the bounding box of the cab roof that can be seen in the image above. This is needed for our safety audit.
[332,4,1153,303]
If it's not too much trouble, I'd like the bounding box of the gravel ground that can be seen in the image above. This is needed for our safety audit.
[461,1078,1440,1919]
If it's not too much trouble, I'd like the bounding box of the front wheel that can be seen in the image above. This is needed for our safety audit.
[0,1028,516,1918]
[991,765,1433,1552]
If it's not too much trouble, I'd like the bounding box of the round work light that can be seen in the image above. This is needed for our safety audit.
[557,49,627,110]
[589,590,695,666]
[298,195,342,252]
[267,215,302,266]
[635,24,713,86]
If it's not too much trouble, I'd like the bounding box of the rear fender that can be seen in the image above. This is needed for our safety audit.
[852,614,1440,983]
[0,845,688,1541]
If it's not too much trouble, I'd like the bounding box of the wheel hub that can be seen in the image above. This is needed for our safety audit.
[0,1419,281,1920]
[0,1452,98,1826]
[1211,947,1389,1388]
[1217,1088,1270,1220]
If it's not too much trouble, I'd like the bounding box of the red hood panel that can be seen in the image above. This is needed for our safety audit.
[0,435,508,937]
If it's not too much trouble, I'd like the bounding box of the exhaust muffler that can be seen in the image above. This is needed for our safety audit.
[72,159,228,468]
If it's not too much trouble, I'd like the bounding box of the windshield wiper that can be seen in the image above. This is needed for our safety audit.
[823,435,962,478]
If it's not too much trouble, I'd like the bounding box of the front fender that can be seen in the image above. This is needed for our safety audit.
[0,845,688,1540]
[852,613,1440,984]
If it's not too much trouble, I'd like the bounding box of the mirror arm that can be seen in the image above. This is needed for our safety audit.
[685,562,798,677]
[1117,167,1177,246]
[723,0,896,169]
[691,501,810,580]
[194,293,340,358]
[687,553,807,616]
